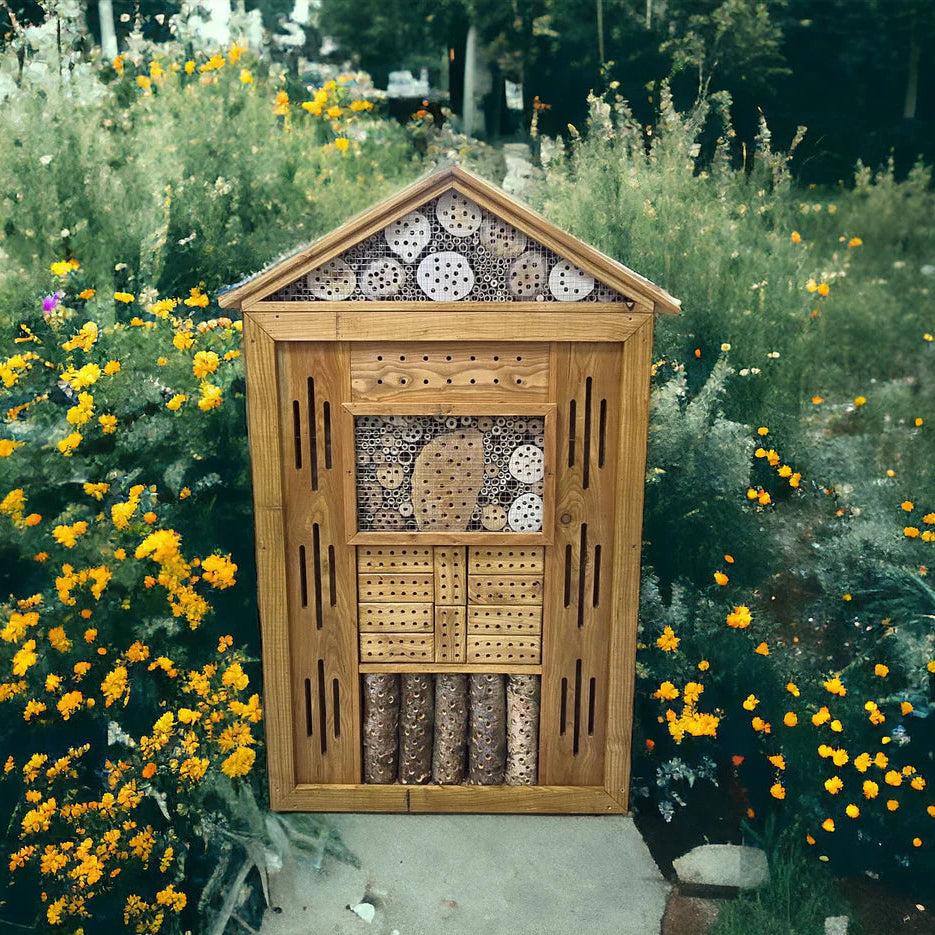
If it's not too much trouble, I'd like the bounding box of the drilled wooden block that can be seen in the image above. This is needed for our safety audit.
[467,575,543,605]
[506,675,540,785]
[432,674,468,784]
[468,673,506,784]
[359,634,434,662]
[357,574,434,603]
[434,606,467,663]
[467,636,541,665]
[467,605,542,634]
[362,673,399,784]
[468,547,545,574]
[412,430,484,531]
[399,674,434,785]
[434,547,466,605]
[357,547,434,572]
[357,603,433,632]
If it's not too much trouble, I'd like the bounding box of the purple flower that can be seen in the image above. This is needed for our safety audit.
[42,291,63,313]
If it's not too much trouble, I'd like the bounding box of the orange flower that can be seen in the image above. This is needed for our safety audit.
[713,571,729,586]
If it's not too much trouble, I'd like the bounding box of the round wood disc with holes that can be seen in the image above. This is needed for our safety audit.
[384,211,431,263]
[372,508,403,530]
[305,258,356,300]
[507,492,543,532]
[361,258,406,297]
[508,444,545,484]
[481,504,508,531]
[416,252,475,301]
[508,251,549,298]
[436,191,483,236]
[376,464,404,490]
[479,217,527,258]
[412,429,484,531]
[548,260,595,301]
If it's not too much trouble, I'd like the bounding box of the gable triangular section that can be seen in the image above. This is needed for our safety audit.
[218,167,680,314]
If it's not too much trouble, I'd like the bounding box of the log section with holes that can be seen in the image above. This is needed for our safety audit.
[229,165,676,812]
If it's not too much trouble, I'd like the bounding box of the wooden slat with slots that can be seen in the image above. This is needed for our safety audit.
[467,605,542,633]
[467,636,541,664]
[357,603,434,632]
[435,606,467,662]
[540,342,622,787]
[357,574,434,603]
[469,547,544,574]
[467,575,543,605]
[278,342,359,786]
[433,548,466,605]
[357,547,434,571]
[359,633,435,662]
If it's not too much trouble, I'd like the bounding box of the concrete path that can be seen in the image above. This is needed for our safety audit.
[261,814,669,935]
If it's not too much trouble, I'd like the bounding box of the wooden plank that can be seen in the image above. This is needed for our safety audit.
[359,662,542,675]
[359,633,434,662]
[604,318,654,810]
[467,575,543,605]
[350,342,549,401]
[466,636,541,664]
[468,547,544,574]
[407,784,625,814]
[434,606,467,663]
[344,401,554,416]
[434,547,466,605]
[242,318,294,808]
[249,310,644,343]
[357,573,434,603]
[275,784,409,813]
[357,546,434,571]
[540,342,623,786]
[351,531,551,547]
[467,605,542,633]
[278,342,360,785]
[357,603,434,632]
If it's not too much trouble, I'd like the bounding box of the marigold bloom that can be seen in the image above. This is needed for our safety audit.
[655,626,680,652]
[848,237,863,247]
[825,776,843,794]
[742,694,759,711]
[713,571,729,586]
[754,641,769,656]
[885,770,902,787]
[335,137,350,152]
[853,753,872,773]
[822,818,835,832]
[887,799,899,811]
[824,676,846,696]
[653,681,679,701]
[726,606,751,629]
[854,396,866,407]
[845,803,859,818]
[783,711,797,727]
[790,231,802,243]
[697,660,710,671]
[770,782,786,800]
[751,717,770,733]
[863,780,879,799]
[812,707,831,726]
[767,754,786,770]
[786,681,800,697]
[114,291,135,303]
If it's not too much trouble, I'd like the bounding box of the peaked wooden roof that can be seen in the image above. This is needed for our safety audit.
[217,165,680,313]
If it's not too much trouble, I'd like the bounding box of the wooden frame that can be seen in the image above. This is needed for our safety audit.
[227,167,677,814]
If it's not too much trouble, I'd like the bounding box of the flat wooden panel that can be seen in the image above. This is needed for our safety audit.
[605,318,654,809]
[407,784,624,814]
[357,603,434,632]
[467,605,542,633]
[243,318,295,808]
[359,633,435,662]
[540,342,623,786]
[351,342,549,401]
[467,636,541,664]
[352,531,550,547]
[434,606,467,663]
[278,342,359,785]
[249,310,644,343]
[357,546,434,571]
[359,662,542,675]
[434,547,466,605]
[357,573,434,603]
[277,784,410,813]
[467,575,543,605]
[468,547,544,574]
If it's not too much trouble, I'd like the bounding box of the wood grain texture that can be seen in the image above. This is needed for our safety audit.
[468,547,544,574]
[540,343,623,786]
[359,633,435,662]
[242,317,294,808]
[407,784,625,814]
[467,575,543,605]
[357,603,434,632]
[434,606,467,663]
[467,635,541,664]
[357,546,434,571]
[604,318,654,809]
[357,574,434,603]
[467,605,542,633]
[350,342,549,402]
[433,548,466,605]
[359,662,542,675]
[277,342,360,785]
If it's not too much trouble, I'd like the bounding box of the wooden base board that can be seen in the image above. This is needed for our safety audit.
[273,783,625,814]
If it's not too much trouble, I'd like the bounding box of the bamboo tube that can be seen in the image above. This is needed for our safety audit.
[399,673,434,784]
[362,673,399,783]
[468,673,506,784]
[432,673,468,784]
[505,675,540,785]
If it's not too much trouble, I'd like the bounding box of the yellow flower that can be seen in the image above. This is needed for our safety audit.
[811,395,824,404]
[239,68,253,84]
[845,803,860,818]
[192,350,219,378]
[726,606,751,629]
[103,359,121,375]
[653,680,680,702]
[221,746,256,778]
[57,432,82,456]
[136,75,152,91]
[767,754,786,770]
[198,381,222,411]
[713,571,729,586]
[222,662,249,691]
[742,694,759,711]
[751,717,770,733]
[335,137,349,152]
[824,676,846,696]
[847,237,863,247]
[56,690,83,720]
[101,666,128,707]
[655,626,679,652]
[812,706,831,726]
[824,776,843,794]
[911,776,926,791]
[853,753,872,773]
[817,282,830,297]
[790,231,802,243]
[273,89,289,115]
[783,711,797,727]
[0,439,23,457]
[786,681,800,697]
[821,818,835,832]
[228,43,246,64]
[99,413,117,434]
[885,770,902,787]
[831,748,848,767]
[83,482,110,500]
[754,642,769,656]
[863,780,879,799]
[854,396,866,407]
[770,782,786,799]
[183,286,210,308]
[887,799,899,811]
[114,291,135,303]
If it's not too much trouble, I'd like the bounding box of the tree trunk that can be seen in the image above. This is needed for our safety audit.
[468,673,506,784]
[505,675,540,785]
[903,35,920,120]
[432,674,468,783]
[399,674,434,784]
[362,673,399,783]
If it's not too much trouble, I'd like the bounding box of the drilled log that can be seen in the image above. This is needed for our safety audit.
[505,675,540,785]
[362,673,399,783]
[399,674,434,784]
[432,674,468,784]
[468,673,506,784]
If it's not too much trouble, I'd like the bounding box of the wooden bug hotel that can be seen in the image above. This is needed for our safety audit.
[218,166,679,813]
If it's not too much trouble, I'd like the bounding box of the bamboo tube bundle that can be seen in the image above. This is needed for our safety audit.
[467,673,506,784]
[505,675,540,785]
[399,674,434,784]
[362,673,400,783]
[432,673,468,784]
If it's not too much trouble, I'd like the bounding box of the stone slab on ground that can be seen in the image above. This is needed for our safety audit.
[673,844,769,891]
[261,813,669,935]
